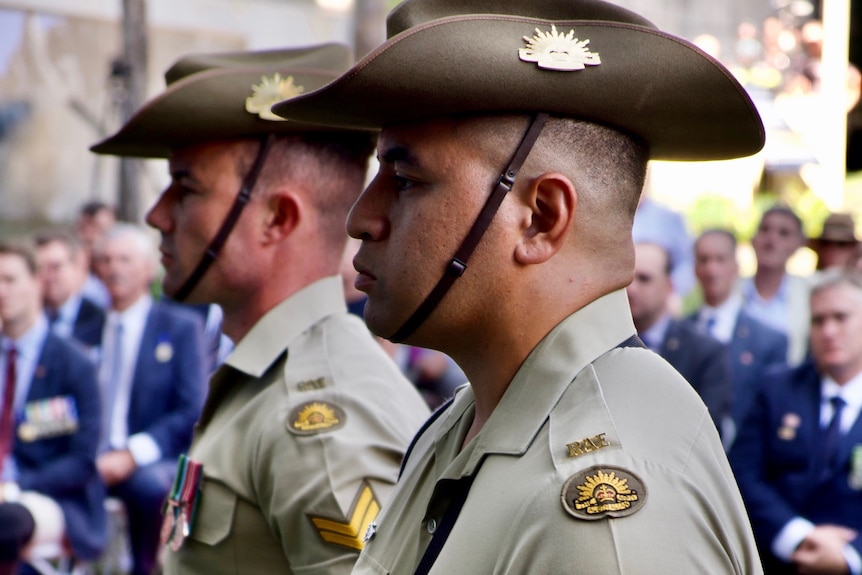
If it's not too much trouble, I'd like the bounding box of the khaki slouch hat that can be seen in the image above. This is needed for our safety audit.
[273,0,765,161]
[91,43,358,158]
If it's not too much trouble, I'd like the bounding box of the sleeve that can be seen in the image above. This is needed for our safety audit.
[694,339,733,433]
[252,391,415,575]
[494,450,760,573]
[17,346,101,494]
[142,311,207,457]
[728,383,803,547]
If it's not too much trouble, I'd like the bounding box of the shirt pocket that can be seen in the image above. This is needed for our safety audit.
[351,551,391,575]
[189,479,237,545]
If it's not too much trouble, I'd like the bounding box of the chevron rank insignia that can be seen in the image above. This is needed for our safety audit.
[308,481,380,550]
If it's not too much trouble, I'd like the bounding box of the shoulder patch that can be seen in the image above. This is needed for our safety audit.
[287,401,346,435]
[561,465,647,521]
[307,480,380,550]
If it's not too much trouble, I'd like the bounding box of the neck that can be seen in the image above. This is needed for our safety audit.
[753,267,785,299]
[827,366,862,386]
[445,301,572,448]
[2,313,37,340]
[112,291,146,313]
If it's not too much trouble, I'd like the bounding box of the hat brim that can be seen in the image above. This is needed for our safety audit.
[272,16,765,161]
[91,66,351,158]
[808,237,859,247]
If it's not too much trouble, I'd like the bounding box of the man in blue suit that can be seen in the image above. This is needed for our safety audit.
[690,229,788,448]
[628,242,733,436]
[0,243,105,575]
[94,224,207,575]
[730,269,862,574]
[34,230,105,349]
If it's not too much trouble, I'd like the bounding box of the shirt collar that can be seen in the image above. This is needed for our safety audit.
[226,276,347,377]
[107,294,152,328]
[57,291,84,323]
[640,314,671,351]
[1,315,49,360]
[438,289,636,477]
[822,371,862,413]
[702,291,742,319]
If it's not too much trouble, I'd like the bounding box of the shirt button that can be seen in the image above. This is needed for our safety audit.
[427,519,437,534]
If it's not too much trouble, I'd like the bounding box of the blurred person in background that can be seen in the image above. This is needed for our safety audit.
[75,202,115,309]
[0,243,105,575]
[742,204,810,366]
[95,224,207,575]
[730,269,862,575]
[809,213,859,272]
[34,230,105,350]
[689,229,788,448]
[632,192,695,315]
[628,241,733,436]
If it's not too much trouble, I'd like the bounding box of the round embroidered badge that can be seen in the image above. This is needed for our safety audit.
[561,465,647,520]
[286,401,346,435]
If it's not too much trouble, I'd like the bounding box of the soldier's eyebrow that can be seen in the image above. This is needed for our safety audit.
[169,168,197,184]
[380,145,420,168]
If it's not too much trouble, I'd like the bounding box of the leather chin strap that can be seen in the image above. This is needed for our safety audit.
[171,134,276,302]
[388,113,550,343]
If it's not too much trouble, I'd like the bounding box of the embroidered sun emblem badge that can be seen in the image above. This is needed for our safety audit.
[245,73,305,121]
[519,25,601,71]
[561,465,646,520]
[287,401,346,435]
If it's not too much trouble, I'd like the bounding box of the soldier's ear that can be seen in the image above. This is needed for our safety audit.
[262,191,301,243]
[514,172,577,265]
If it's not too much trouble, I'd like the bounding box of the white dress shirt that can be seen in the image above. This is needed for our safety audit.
[100,294,161,465]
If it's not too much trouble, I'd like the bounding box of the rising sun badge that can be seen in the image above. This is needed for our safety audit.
[287,401,346,435]
[561,465,647,520]
[519,25,601,71]
[245,73,305,121]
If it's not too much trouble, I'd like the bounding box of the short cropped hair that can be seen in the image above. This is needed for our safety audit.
[33,229,84,258]
[810,268,862,299]
[760,204,803,236]
[0,241,38,275]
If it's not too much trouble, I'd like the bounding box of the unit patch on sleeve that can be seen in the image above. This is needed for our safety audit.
[307,480,380,550]
[287,401,346,435]
[561,465,647,521]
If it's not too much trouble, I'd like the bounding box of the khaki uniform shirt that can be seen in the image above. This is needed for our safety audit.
[163,276,430,574]
[353,290,763,574]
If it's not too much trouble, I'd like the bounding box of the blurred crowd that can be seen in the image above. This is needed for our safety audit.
[0,200,461,575]
[632,197,862,573]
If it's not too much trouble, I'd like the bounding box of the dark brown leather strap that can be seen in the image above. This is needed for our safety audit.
[389,113,550,343]
[172,134,276,302]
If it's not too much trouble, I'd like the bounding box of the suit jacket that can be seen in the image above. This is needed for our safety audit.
[687,309,788,432]
[739,274,810,366]
[658,319,732,433]
[72,296,106,349]
[14,333,106,560]
[729,362,862,572]
[124,301,207,460]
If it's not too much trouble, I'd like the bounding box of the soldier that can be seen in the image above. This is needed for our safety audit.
[273,0,766,572]
[91,44,429,574]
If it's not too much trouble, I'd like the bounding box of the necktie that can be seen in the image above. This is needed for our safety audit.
[817,396,847,481]
[0,347,18,476]
[45,307,59,327]
[704,314,717,336]
[101,321,124,451]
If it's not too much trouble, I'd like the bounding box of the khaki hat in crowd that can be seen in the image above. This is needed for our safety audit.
[809,213,859,247]
[272,0,765,161]
[91,43,356,158]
